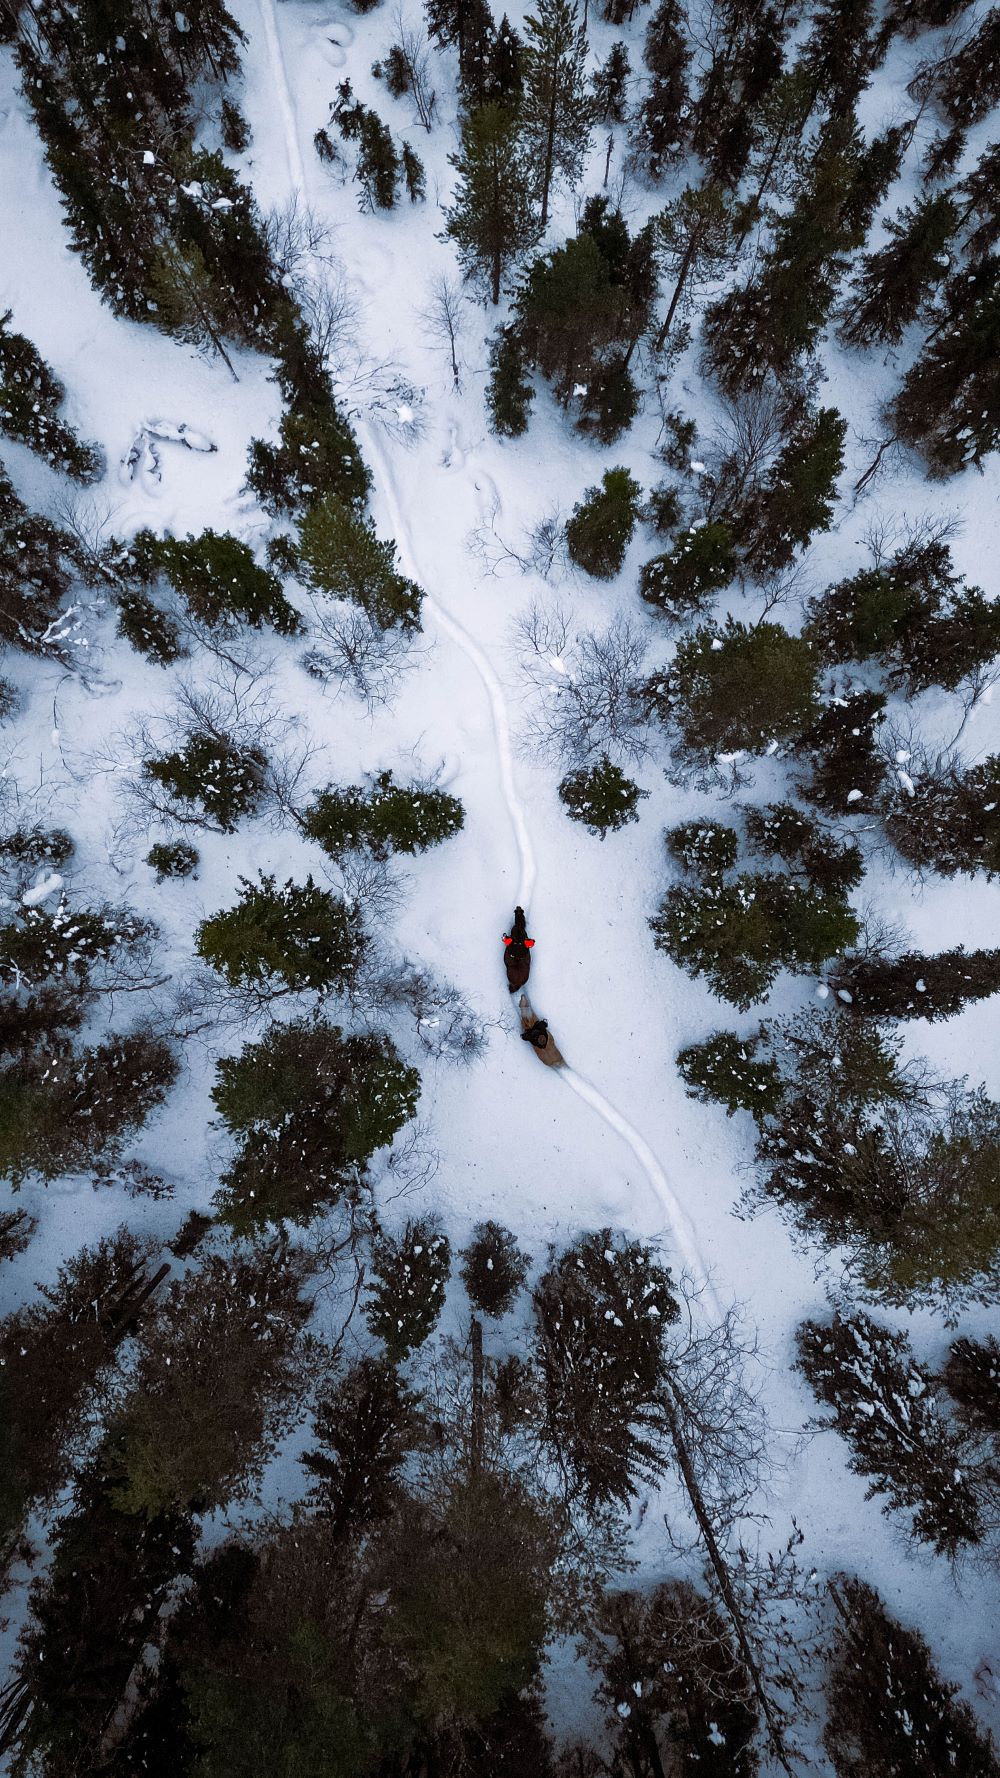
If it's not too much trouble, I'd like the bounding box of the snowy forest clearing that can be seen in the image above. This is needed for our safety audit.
[1,0,1000,1766]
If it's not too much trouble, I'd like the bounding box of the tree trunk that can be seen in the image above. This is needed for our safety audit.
[470,1317,485,1477]
[656,224,702,350]
[540,58,560,229]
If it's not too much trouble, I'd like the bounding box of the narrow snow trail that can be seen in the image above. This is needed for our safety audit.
[255,0,716,1300]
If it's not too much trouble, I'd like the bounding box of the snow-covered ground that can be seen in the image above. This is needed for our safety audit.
[1,0,999,1760]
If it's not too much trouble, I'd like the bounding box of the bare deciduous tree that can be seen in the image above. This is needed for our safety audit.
[301,599,423,712]
[419,272,466,390]
[513,603,650,765]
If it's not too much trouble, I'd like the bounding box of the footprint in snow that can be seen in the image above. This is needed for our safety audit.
[317,38,346,66]
[441,424,466,471]
[323,18,354,44]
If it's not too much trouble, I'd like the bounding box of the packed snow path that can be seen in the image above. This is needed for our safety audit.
[257,0,718,1307]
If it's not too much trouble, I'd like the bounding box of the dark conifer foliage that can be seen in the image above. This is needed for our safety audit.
[445,102,541,303]
[301,1357,421,1535]
[460,1221,530,1315]
[796,1312,983,1557]
[825,1579,1000,1777]
[796,689,888,812]
[882,752,1000,878]
[839,192,959,349]
[942,1335,1000,1436]
[0,312,102,481]
[832,946,1000,1020]
[633,0,691,179]
[890,253,1000,476]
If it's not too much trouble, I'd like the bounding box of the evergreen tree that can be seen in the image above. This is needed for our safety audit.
[942,1335,1000,1437]
[597,1581,759,1778]
[0,310,103,481]
[690,0,785,189]
[109,1242,314,1519]
[651,873,859,1008]
[890,253,1000,476]
[839,192,959,349]
[460,1221,530,1316]
[125,527,300,632]
[116,588,187,663]
[574,349,641,444]
[212,1019,420,1231]
[824,1579,1000,1778]
[533,1229,680,1506]
[444,103,541,303]
[142,730,268,832]
[301,1357,421,1535]
[796,1312,982,1557]
[666,817,740,883]
[743,800,864,895]
[640,521,737,618]
[246,310,370,518]
[486,326,535,435]
[922,8,1000,135]
[798,0,881,115]
[649,618,820,765]
[655,183,737,346]
[297,494,424,631]
[959,140,1000,263]
[565,467,641,578]
[832,946,1000,1021]
[677,1029,784,1117]
[0,466,77,658]
[402,141,426,201]
[739,406,846,581]
[333,83,402,209]
[196,874,366,997]
[796,688,887,812]
[303,769,464,859]
[591,40,631,123]
[521,0,593,227]
[558,756,648,836]
[146,839,199,880]
[882,753,1000,879]
[632,0,691,180]
[0,1028,177,1185]
[366,1217,451,1360]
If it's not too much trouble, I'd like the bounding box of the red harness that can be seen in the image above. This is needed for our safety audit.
[503,936,535,947]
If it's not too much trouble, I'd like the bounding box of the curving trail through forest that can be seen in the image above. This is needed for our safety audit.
[256,0,718,1306]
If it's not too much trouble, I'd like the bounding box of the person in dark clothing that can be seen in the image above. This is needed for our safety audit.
[502,905,535,992]
[521,1018,550,1050]
[517,993,565,1068]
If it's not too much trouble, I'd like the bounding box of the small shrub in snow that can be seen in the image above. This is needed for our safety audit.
[666,818,739,883]
[366,1217,451,1361]
[460,1221,530,1317]
[0,826,73,877]
[796,1311,983,1558]
[303,770,464,860]
[565,468,642,580]
[643,482,682,535]
[220,96,251,152]
[146,840,199,881]
[558,756,647,837]
[640,520,737,618]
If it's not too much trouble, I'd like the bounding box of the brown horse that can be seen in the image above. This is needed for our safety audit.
[518,993,564,1068]
[502,905,534,993]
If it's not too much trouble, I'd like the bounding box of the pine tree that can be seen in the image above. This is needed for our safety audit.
[591,40,631,122]
[196,874,366,997]
[125,527,300,633]
[666,817,740,882]
[486,326,535,435]
[303,769,464,859]
[533,1229,680,1506]
[558,756,648,836]
[744,800,864,894]
[942,1335,1000,1437]
[297,495,424,631]
[0,466,77,658]
[959,141,1000,263]
[650,873,859,1009]
[739,406,846,581]
[655,183,737,346]
[333,84,402,209]
[460,1221,530,1316]
[677,1029,783,1118]
[597,1582,759,1778]
[640,521,737,619]
[632,0,691,179]
[890,253,1000,477]
[824,1579,1000,1778]
[922,8,1000,135]
[839,192,959,349]
[402,141,426,201]
[146,839,199,880]
[212,1019,420,1231]
[445,103,541,303]
[0,1028,178,1185]
[301,1357,420,1535]
[0,311,103,481]
[109,1241,315,1517]
[142,730,269,832]
[366,1217,451,1360]
[798,0,881,116]
[649,618,820,764]
[521,0,593,227]
[832,946,1000,1021]
[882,753,1000,879]
[565,467,641,578]
[797,1312,982,1557]
[796,689,887,812]
[690,0,785,189]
